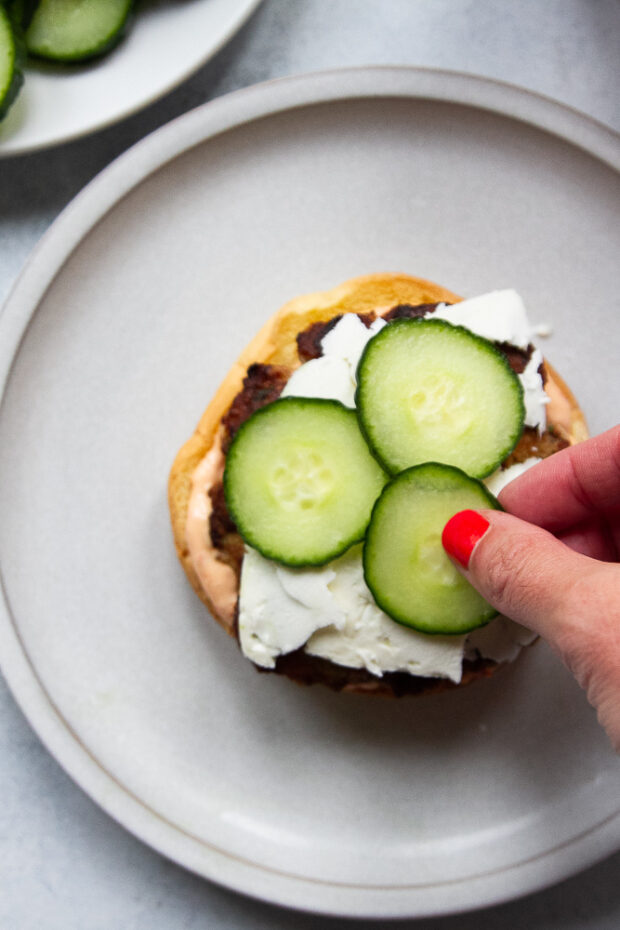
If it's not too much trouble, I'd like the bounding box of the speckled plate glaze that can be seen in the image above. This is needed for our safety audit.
[0,0,262,155]
[0,68,618,918]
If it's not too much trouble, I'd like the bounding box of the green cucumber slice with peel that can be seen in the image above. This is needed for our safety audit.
[356,318,525,478]
[224,397,388,567]
[363,462,500,635]
[25,0,133,62]
[0,6,24,120]
[5,0,38,31]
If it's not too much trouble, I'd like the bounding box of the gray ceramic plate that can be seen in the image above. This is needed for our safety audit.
[0,68,618,918]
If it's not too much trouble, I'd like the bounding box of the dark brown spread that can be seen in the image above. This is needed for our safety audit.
[382,302,445,322]
[221,363,290,452]
[271,649,497,696]
[503,425,566,467]
[296,311,376,362]
[208,481,245,576]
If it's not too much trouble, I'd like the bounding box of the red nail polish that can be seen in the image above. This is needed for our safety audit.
[441,510,490,569]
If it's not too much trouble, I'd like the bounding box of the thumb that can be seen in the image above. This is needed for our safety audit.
[441,509,586,639]
[442,508,620,751]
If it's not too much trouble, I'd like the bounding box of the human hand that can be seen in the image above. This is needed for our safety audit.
[442,425,620,750]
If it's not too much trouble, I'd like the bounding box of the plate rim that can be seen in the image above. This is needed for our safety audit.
[0,0,263,157]
[0,66,619,919]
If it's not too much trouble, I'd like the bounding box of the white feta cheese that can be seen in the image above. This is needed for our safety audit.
[533,322,553,337]
[521,348,549,431]
[320,313,385,371]
[282,315,386,408]
[466,616,537,663]
[429,290,533,349]
[238,548,345,669]
[484,457,542,496]
[306,549,465,682]
[281,355,355,406]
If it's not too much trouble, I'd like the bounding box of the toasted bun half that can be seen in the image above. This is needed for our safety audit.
[168,273,587,692]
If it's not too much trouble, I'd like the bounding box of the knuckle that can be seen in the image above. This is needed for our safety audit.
[477,535,547,618]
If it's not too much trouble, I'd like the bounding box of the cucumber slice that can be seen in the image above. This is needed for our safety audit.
[0,6,23,120]
[25,0,133,62]
[224,397,388,567]
[363,463,500,635]
[6,0,38,30]
[356,318,525,478]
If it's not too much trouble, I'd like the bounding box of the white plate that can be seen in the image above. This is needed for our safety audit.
[0,68,619,919]
[0,0,261,156]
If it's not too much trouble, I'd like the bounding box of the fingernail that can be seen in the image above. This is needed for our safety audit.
[442,510,490,569]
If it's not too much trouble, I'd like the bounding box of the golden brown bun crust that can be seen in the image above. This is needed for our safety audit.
[168,273,587,692]
[544,362,588,444]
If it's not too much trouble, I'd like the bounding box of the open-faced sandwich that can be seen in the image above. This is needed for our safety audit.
[168,273,587,696]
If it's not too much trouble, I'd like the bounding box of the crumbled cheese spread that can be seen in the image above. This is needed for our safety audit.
[238,292,548,679]
[485,456,541,496]
[238,548,345,668]
[430,290,533,349]
[281,355,355,406]
[520,348,549,431]
[305,547,467,681]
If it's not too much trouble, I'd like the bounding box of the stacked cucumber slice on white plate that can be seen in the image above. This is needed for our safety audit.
[0,5,23,120]
[225,318,525,635]
[25,0,133,62]
[0,0,133,121]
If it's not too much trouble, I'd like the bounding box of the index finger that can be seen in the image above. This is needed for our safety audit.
[498,424,620,531]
